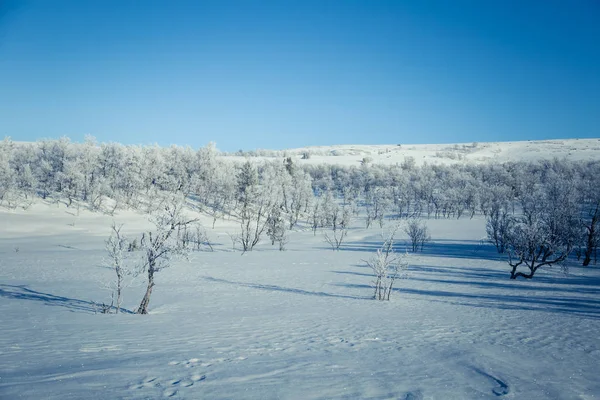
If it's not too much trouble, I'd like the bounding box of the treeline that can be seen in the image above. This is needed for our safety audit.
[1,137,598,271]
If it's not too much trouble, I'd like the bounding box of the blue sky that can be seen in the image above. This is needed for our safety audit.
[0,0,598,151]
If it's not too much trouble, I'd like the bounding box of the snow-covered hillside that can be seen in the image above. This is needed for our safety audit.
[1,200,599,399]
[221,138,600,166]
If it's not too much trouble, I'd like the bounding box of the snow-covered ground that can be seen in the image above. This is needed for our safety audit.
[1,199,599,399]
[221,138,600,167]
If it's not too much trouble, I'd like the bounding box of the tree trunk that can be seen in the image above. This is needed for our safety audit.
[583,219,597,267]
[137,264,155,314]
[509,266,535,280]
[116,272,122,314]
[137,280,154,314]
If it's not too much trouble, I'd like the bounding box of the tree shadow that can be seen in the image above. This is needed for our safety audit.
[333,264,509,281]
[331,270,373,278]
[331,258,600,318]
[323,239,507,262]
[201,276,370,300]
[412,264,510,280]
[409,275,600,295]
[331,282,600,319]
[0,284,134,314]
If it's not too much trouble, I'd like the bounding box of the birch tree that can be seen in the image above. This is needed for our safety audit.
[136,198,197,314]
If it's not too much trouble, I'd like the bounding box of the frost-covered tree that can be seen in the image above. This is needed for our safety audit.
[579,166,600,266]
[366,225,409,300]
[137,198,197,314]
[505,177,579,279]
[282,168,313,229]
[309,196,323,236]
[11,142,38,205]
[0,137,16,207]
[201,160,236,228]
[364,187,391,228]
[235,161,275,252]
[266,205,287,250]
[177,221,213,252]
[104,223,137,313]
[405,219,430,252]
[486,200,513,253]
[323,196,352,251]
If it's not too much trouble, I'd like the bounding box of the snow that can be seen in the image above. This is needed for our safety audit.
[221,138,600,167]
[2,197,600,399]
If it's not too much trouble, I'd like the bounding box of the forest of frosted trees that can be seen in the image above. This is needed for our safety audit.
[1,136,598,280]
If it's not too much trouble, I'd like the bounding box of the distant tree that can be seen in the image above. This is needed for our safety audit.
[266,205,288,251]
[0,137,16,207]
[486,202,513,253]
[405,219,430,252]
[578,168,600,266]
[323,197,352,251]
[236,161,273,252]
[364,187,391,228]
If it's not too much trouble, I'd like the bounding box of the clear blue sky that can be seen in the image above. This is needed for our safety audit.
[1,0,598,151]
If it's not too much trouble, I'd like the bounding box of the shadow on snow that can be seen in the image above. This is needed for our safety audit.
[330,262,600,319]
[319,239,507,262]
[0,284,134,314]
[201,276,370,300]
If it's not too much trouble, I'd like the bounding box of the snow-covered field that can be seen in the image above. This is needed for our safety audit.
[1,199,599,399]
[222,138,600,166]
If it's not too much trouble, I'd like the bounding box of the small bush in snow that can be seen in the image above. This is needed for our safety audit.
[361,156,373,166]
[105,223,139,313]
[366,225,409,300]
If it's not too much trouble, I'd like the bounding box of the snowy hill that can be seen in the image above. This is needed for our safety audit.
[222,138,600,166]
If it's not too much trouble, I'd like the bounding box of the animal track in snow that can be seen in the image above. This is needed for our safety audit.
[130,361,209,398]
[129,376,160,390]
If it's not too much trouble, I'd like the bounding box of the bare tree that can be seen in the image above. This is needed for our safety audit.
[137,199,197,314]
[506,218,572,279]
[505,181,578,279]
[235,161,272,252]
[178,222,213,252]
[579,172,600,266]
[364,187,391,229]
[266,206,288,250]
[366,225,409,300]
[486,203,513,253]
[309,200,321,236]
[581,205,599,267]
[104,223,136,313]
[405,219,430,252]
[324,201,351,251]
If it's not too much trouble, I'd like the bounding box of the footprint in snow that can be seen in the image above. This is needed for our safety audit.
[130,376,160,390]
[191,374,206,382]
